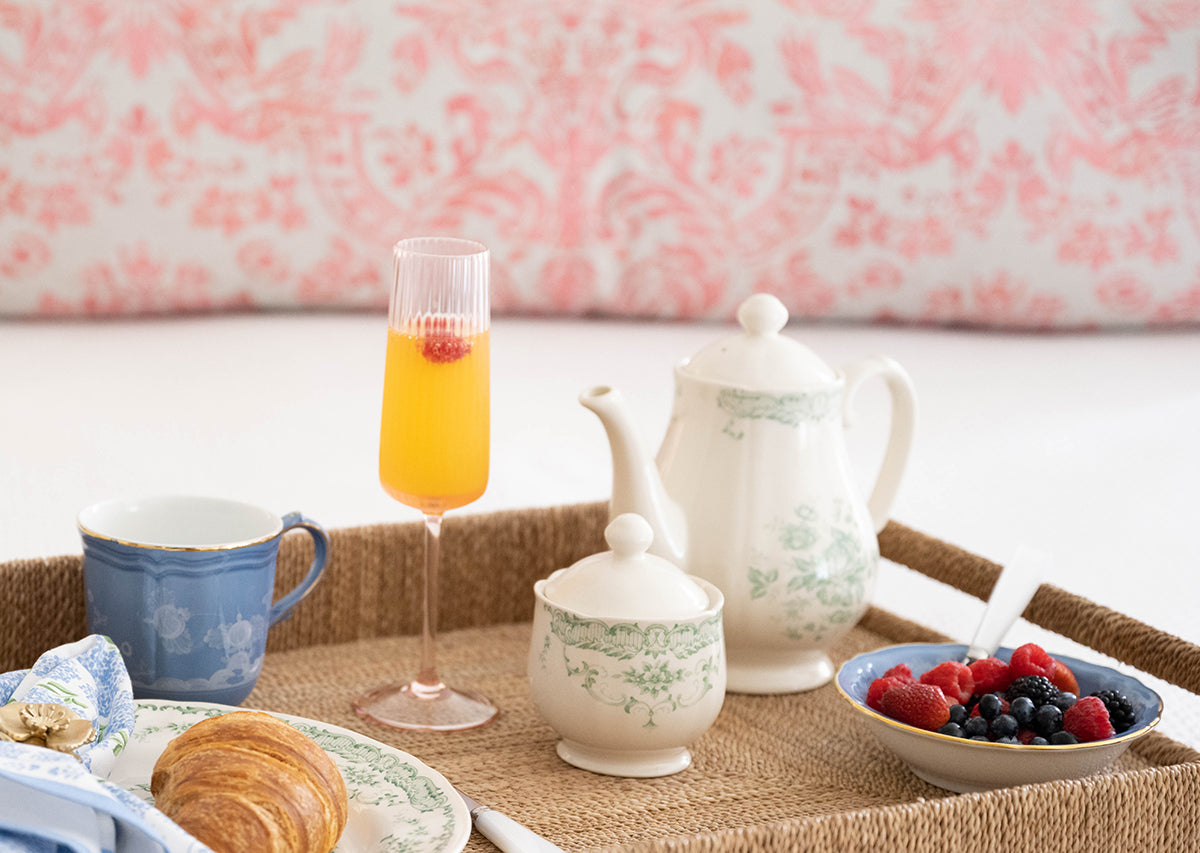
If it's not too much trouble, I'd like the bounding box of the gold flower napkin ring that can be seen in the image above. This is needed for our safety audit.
[0,702,97,759]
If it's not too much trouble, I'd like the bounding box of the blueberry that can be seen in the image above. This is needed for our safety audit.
[977,693,1003,721]
[1010,696,1035,727]
[939,722,965,738]
[1029,736,1050,745]
[994,735,1019,744]
[990,713,1019,740]
[963,716,990,739]
[1054,692,1077,711]
[948,704,968,726]
[970,735,991,741]
[1049,731,1079,745]
[1033,703,1063,736]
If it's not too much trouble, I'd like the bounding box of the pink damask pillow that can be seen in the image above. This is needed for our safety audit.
[1,1,1198,327]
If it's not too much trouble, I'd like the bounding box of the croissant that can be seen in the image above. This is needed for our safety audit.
[150,710,349,853]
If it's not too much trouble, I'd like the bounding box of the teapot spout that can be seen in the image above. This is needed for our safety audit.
[579,385,688,567]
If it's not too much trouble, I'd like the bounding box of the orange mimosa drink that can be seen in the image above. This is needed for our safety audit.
[379,321,489,513]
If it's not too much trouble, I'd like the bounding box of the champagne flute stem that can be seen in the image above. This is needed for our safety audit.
[413,511,444,697]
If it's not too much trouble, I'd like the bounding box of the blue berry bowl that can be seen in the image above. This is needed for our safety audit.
[835,643,1163,793]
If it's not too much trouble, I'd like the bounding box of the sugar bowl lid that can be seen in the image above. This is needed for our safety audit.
[542,514,710,619]
[680,293,836,390]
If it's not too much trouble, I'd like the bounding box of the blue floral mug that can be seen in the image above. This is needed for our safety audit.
[78,495,330,705]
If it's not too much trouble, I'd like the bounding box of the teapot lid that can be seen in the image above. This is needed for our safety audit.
[681,293,835,389]
[542,514,710,619]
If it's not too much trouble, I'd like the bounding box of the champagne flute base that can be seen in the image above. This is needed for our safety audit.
[353,681,498,732]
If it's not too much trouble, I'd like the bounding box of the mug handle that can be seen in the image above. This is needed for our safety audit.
[269,512,331,626]
[842,355,917,533]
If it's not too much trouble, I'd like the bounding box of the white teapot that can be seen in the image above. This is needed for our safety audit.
[580,293,916,693]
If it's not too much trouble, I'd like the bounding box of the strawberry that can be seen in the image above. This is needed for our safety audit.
[883,663,916,684]
[920,660,974,705]
[1063,695,1115,742]
[866,676,908,712]
[880,682,951,731]
[1050,659,1079,695]
[968,656,1012,694]
[1008,643,1057,681]
[419,317,472,364]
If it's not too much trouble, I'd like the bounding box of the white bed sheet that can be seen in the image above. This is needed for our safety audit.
[2,314,1197,747]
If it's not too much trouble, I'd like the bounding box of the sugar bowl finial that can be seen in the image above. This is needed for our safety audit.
[542,513,709,621]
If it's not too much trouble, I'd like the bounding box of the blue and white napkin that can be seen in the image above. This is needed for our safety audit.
[0,636,210,853]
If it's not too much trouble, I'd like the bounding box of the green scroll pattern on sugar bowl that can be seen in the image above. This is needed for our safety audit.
[560,650,722,728]
[747,499,876,643]
[544,605,722,661]
[717,387,840,439]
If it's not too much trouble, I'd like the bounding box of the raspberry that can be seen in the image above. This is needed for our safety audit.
[880,682,951,732]
[920,661,975,705]
[1063,695,1115,742]
[883,663,916,684]
[419,317,472,364]
[1050,659,1079,695]
[866,676,908,712]
[1009,643,1057,680]
[968,656,1012,694]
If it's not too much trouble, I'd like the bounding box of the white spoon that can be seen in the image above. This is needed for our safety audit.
[964,545,1050,663]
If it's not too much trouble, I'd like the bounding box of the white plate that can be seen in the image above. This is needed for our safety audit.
[107,700,471,853]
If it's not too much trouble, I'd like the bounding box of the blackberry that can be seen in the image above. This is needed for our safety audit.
[1091,690,1136,733]
[1007,675,1060,707]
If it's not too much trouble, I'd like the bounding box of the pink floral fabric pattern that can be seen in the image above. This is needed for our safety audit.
[2,0,1198,327]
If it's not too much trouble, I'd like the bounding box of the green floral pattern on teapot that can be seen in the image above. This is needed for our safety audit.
[746,498,876,643]
[716,387,840,439]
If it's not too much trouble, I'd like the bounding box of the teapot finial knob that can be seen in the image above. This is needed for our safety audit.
[605,513,654,558]
[737,293,788,337]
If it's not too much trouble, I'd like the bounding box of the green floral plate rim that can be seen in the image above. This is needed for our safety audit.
[107,699,470,853]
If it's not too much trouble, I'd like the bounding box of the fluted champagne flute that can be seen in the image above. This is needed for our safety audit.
[354,237,497,731]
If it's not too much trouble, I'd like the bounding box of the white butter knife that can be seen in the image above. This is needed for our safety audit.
[456,788,566,852]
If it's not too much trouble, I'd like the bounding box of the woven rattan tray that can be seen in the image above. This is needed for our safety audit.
[4,502,1198,851]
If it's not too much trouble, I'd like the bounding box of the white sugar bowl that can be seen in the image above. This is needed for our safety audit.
[529,513,726,777]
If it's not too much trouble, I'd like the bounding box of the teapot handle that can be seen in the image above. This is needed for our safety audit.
[842,355,917,533]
